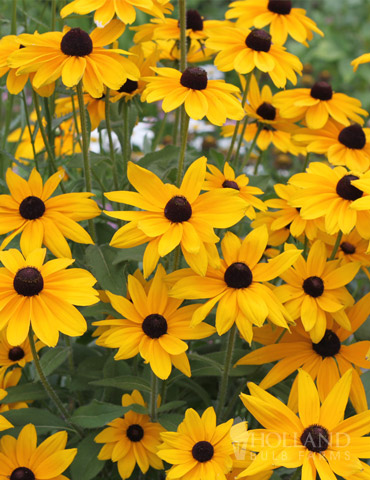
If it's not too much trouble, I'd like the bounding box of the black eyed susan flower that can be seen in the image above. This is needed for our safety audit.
[0,329,43,368]
[55,93,107,131]
[0,168,100,258]
[349,174,370,246]
[294,120,370,172]
[319,229,370,266]
[142,67,245,126]
[251,210,291,247]
[7,20,140,99]
[0,367,29,412]
[275,241,360,343]
[203,161,266,220]
[105,157,247,277]
[0,248,98,347]
[95,390,164,479]
[169,227,301,343]
[237,369,370,480]
[206,26,303,88]
[289,163,370,236]
[157,407,235,480]
[274,82,367,130]
[225,0,323,45]
[93,265,215,380]
[237,292,370,414]
[0,423,77,480]
[61,0,172,27]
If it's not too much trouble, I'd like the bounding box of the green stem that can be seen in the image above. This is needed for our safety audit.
[178,0,187,72]
[242,124,263,174]
[329,231,343,260]
[302,152,310,172]
[233,116,249,164]
[175,108,190,187]
[172,245,181,272]
[76,81,96,242]
[225,81,249,164]
[303,235,309,259]
[21,91,38,170]
[122,100,131,181]
[172,109,180,146]
[216,324,237,420]
[11,0,17,34]
[43,97,55,158]
[290,467,302,480]
[105,89,119,191]
[150,371,158,421]
[28,331,84,437]
[152,113,167,151]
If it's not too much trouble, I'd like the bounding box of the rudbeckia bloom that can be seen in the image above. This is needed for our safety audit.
[95,390,164,479]
[274,81,367,130]
[294,120,370,172]
[319,229,370,266]
[206,26,303,88]
[237,292,370,413]
[105,157,247,277]
[225,0,323,45]
[0,248,98,346]
[0,168,100,258]
[289,162,370,236]
[7,20,140,98]
[142,67,245,125]
[61,0,172,27]
[0,329,43,368]
[0,367,29,412]
[93,265,215,380]
[349,173,370,246]
[0,423,77,480]
[236,369,370,480]
[203,161,266,220]
[169,227,301,342]
[275,240,360,342]
[157,407,234,480]
[55,93,106,131]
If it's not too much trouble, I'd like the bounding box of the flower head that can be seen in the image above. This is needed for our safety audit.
[0,329,43,368]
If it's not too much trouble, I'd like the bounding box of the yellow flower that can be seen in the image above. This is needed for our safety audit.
[169,228,301,342]
[157,407,234,480]
[105,157,246,277]
[0,367,29,412]
[0,329,43,368]
[237,292,370,414]
[318,229,370,266]
[0,423,77,480]
[206,26,303,88]
[55,93,106,131]
[0,248,98,346]
[8,20,140,98]
[237,370,370,480]
[204,161,266,220]
[93,265,215,380]
[142,67,244,125]
[275,241,360,342]
[95,390,164,479]
[226,0,323,45]
[0,168,100,258]
[294,120,370,172]
[274,82,367,129]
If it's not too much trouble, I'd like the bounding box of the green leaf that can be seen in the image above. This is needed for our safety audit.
[70,433,105,480]
[39,346,70,377]
[158,401,187,413]
[84,244,127,295]
[2,383,51,403]
[159,413,183,431]
[111,245,146,265]
[89,375,151,392]
[71,400,147,428]
[1,408,69,435]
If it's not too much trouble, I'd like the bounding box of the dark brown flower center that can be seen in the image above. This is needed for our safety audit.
[340,241,356,254]
[118,79,139,94]
[312,329,341,358]
[10,468,35,480]
[336,175,363,201]
[300,424,329,452]
[192,441,214,462]
[142,314,168,339]
[256,102,276,120]
[224,262,253,289]
[180,67,208,90]
[338,124,366,150]
[268,0,292,14]
[245,29,272,52]
[310,81,333,101]
[13,267,44,297]
[164,195,192,222]
[126,424,144,442]
[8,346,25,361]
[186,9,204,31]
[19,196,45,220]
[222,180,240,190]
[60,28,93,57]
[302,276,324,297]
